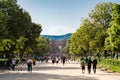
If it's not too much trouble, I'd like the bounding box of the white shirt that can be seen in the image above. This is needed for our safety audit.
[12,59,16,65]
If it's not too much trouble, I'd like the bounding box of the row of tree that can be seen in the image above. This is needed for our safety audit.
[0,0,50,58]
[65,2,120,59]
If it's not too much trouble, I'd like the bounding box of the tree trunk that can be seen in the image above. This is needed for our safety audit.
[116,52,119,60]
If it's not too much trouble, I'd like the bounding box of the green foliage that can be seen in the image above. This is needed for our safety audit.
[0,9,9,39]
[66,2,114,56]
[23,23,42,54]
[0,39,15,51]
[89,2,113,28]
[0,60,6,68]
[99,58,120,73]
[13,36,27,54]
[89,26,106,52]
[105,3,120,52]
[0,0,48,58]
[35,37,50,56]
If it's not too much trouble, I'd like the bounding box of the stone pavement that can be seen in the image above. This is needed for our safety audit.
[0,61,120,80]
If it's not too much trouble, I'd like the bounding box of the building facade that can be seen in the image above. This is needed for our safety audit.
[49,40,67,56]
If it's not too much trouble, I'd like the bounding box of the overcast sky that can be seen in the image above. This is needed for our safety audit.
[17,0,120,35]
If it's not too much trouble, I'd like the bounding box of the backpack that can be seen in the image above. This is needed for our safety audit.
[28,61,32,66]
[81,60,85,66]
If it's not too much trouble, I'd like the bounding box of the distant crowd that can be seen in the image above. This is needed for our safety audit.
[5,55,98,74]
[5,55,67,72]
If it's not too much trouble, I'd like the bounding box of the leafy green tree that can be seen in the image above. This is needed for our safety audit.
[23,23,42,55]
[0,0,31,57]
[35,37,50,56]
[0,10,9,39]
[89,2,114,57]
[89,26,106,52]
[105,3,120,59]
[0,0,43,58]
[66,2,114,57]
[68,19,92,56]
[89,2,113,28]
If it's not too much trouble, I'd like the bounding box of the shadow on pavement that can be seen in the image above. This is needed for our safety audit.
[0,72,99,80]
[19,62,81,71]
[32,66,80,71]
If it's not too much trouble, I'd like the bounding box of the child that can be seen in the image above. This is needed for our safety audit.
[17,60,23,71]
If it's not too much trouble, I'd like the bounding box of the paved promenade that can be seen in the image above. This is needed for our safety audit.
[0,61,120,80]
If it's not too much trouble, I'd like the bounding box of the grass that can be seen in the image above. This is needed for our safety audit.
[0,58,7,61]
[98,58,120,73]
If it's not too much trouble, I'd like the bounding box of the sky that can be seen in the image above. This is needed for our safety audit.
[17,0,120,35]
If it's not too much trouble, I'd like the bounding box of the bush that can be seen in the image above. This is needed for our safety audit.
[98,58,120,73]
[0,59,7,68]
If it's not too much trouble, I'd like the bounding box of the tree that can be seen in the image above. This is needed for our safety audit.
[0,10,9,39]
[68,19,92,56]
[89,2,113,28]
[0,0,43,58]
[23,23,42,55]
[105,3,120,59]
[66,2,114,57]
[35,37,50,56]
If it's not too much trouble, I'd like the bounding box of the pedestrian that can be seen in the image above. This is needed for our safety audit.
[80,57,86,74]
[33,58,36,66]
[62,56,66,65]
[11,58,16,71]
[27,58,33,72]
[87,57,92,74]
[17,60,23,71]
[56,57,59,64]
[51,56,56,64]
[85,56,88,63]
[93,57,97,74]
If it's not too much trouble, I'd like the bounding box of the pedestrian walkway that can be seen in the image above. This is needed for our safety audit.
[0,61,120,80]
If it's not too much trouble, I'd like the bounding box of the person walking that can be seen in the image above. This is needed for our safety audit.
[62,56,66,65]
[17,60,23,71]
[27,58,33,72]
[51,56,56,64]
[87,57,92,74]
[56,57,59,64]
[11,58,16,71]
[93,57,97,74]
[33,58,36,66]
[80,57,86,74]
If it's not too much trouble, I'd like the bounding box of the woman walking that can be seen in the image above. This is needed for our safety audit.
[80,57,86,74]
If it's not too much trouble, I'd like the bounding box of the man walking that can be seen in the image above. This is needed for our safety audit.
[27,58,33,72]
[12,58,16,71]
[93,57,97,74]
[87,57,92,74]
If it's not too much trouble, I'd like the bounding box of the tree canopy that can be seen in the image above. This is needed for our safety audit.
[0,0,50,58]
[65,2,115,57]
[105,3,120,53]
